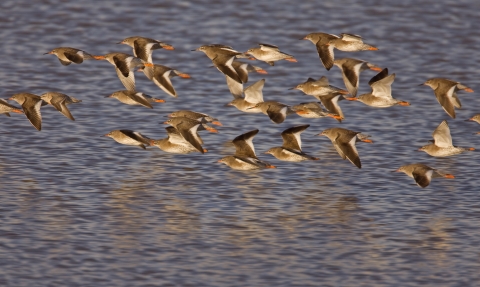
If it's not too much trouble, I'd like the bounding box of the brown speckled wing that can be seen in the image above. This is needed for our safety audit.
[23,99,43,131]
[152,69,176,97]
[176,122,204,154]
[64,51,83,64]
[58,58,71,66]
[266,105,287,124]
[51,97,75,121]
[412,167,433,188]
[129,92,153,109]
[336,135,361,168]
[212,54,242,84]
[320,94,344,121]
[316,44,334,70]
[233,129,259,158]
[119,130,151,146]
[113,56,130,77]
[133,39,150,62]
[281,125,309,151]
[434,90,455,119]
[115,68,135,91]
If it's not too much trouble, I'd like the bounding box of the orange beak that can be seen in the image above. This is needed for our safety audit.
[93,55,106,60]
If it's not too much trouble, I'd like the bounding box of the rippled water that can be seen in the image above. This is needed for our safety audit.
[1,0,480,286]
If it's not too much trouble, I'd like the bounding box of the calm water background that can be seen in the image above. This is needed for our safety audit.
[1,0,480,286]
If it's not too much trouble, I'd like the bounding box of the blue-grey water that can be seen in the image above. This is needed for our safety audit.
[1,0,480,286]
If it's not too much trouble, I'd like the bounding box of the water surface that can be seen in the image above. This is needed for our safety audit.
[1,0,479,286]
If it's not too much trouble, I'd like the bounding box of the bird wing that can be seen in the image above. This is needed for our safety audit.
[369,68,394,99]
[266,105,288,124]
[336,134,361,168]
[176,121,204,153]
[120,130,151,146]
[259,43,280,51]
[412,166,434,188]
[165,127,190,145]
[112,56,135,91]
[63,51,84,64]
[340,33,364,42]
[341,64,359,97]
[432,120,453,148]
[433,83,456,118]
[133,39,153,62]
[58,58,71,66]
[233,129,259,158]
[212,54,243,84]
[23,98,43,131]
[63,51,83,64]
[152,69,177,97]
[232,62,249,83]
[315,76,330,86]
[243,79,265,103]
[442,83,462,108]
[113,55,131,77]
[225,76,243,98]
[451,91,462,108]
[320,94,344,120]
[315,43,335,71]
[51,97,75,121]
[129,92,153,109]
[114,68,135,91]
[281,125,309,151]
[142,66,155,80]
[331,137,346,160]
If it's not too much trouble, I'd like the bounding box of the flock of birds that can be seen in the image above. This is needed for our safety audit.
[2,33,478,188]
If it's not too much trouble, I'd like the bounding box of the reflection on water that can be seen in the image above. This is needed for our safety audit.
[1,0,480,286]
